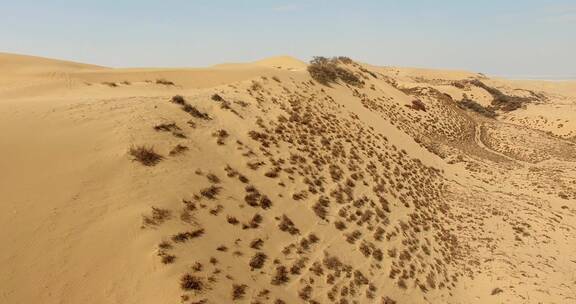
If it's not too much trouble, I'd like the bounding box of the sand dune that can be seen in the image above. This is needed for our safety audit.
[0,53,575,304]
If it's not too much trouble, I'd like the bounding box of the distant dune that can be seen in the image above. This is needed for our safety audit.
[0,53,575,304]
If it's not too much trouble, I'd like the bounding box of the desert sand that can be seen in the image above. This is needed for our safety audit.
[0,52,575,304]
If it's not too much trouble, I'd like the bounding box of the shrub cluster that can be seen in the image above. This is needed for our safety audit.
[458,98,497,118]
[307,56,363,87]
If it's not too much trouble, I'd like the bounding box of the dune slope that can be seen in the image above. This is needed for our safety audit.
[0,54,575,304]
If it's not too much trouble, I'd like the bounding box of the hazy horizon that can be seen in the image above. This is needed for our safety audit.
[1,0,575,78]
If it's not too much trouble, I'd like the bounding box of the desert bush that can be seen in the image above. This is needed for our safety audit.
[171,95,186,105]
[161,254,176,264]
[158,241,172,249]
[458,98,497,118]
[307,56,363,87]
[232,284,248,300]
[169,144,188,156]
[154,122,180,132]
[250,81,263,91]
[227,216,239,225]
[249,213,263,228]
[213,129,229,145]
[278,215,300,235]
[172,229,205,243]
[180,274,204,291]
[182,104,211,120]
[142,207,171,226]
[249,252,267,270]
[206,173,220,184]
[250,238,264,249]
[468,79,530,111]
[156,78,175,86]
[334,220,347,230]
[312,196,330,220]
[298,285,312,301]
[129,146,163,166]
[211,94,224,101]
[169,95,211,119]
[271,266,290,285]
[407,99,426,112]
[200,185,221,199]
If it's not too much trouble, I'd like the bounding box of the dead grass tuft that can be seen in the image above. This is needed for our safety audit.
[129,146,163,166]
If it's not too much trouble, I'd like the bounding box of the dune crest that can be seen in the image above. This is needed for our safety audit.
[213,55,307,70]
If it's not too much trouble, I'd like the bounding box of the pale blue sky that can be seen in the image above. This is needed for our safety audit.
[1,0,575,78]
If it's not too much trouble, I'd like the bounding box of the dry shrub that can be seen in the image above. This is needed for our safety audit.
[213,129,229,145]
[278,215,300,235]
[206,173,220,183]
[169,144,189,156]
[232,284,248,300]
[169,95,211,120]
[153,122,180,132]
[200,185,221,199]
[171,95,186,105]
[249,252,267,270]
[129,146,163,166]
[161,254,176,264]
[458,98,497,118]
[211,94,224,101]
[142,207,171,226]
[180,274,204,292]
[156,78,175,86]
[227,216,239,225]
[271,266,290,285]
[334,221,347,230]
[312,196,330,220]
[248,213,263,229]
[405,99,426,112]
[307,56,363,87]
[298,285,312,301]
[250,238,264,249]
[182,104,211,120]
[172,229,205,243]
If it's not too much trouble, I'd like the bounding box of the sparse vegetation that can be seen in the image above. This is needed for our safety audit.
[169,95,211,119]
[307,56,363,87]
[142,207,171,226]
[458,98,497,118]
[249,252,267,270]
[172,229,205,243]
[180,274,204,292]
[200,185,221,199]
[232,284,248,300]
[171,95,186,105]
[169,144,189,156]
[156,78,175,86]
[129,145,163,166]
